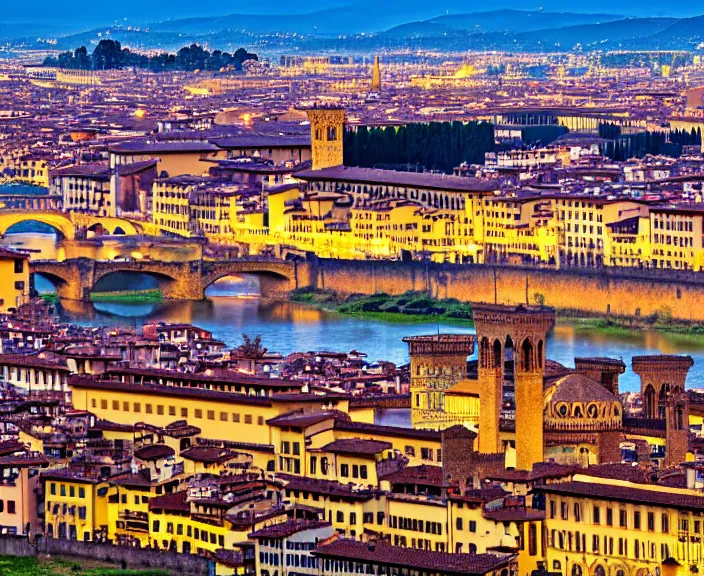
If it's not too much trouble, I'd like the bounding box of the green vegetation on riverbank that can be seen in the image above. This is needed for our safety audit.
[290,288,704,338]
[290,288,473,323]
[90,289,163,303]
[562,312,704,342]
[0,556,170,576]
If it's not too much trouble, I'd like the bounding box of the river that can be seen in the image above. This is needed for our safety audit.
[4,231,704,394]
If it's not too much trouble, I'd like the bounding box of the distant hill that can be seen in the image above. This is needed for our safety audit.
[426,10,624,33]
[513,17,678,49]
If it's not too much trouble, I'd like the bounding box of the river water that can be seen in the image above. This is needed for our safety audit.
[4,231,704,394]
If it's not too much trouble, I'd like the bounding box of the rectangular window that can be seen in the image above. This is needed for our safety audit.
[7,500,15,514]
[634,511,641,530]
[469,520,476,533]
[207,410,215,420]
[134,403,141,413]
[606,508,613,526]
[662,513,670,533]
[195,409,202,419]
[619,510,628,528]
[593,506,600,524]
[112,400,119,410]
[146,404,153,414]
[123,401,129,411]
[157,405,164,415]
[168,406,176,416]
[245,415,252,424]
[647,512,655,531]
[232,413,240,422]
[181,407,188,417]
[340,464,349,477]
[220,412,228,421]
[258,416,264,425]
[100,399,107,409]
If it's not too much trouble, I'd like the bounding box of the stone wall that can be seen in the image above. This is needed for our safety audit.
[308,259,704,322]
[0,536,210,575]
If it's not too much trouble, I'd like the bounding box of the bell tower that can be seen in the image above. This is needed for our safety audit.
[632,355,693,467]
[473,303,555,470]
[371,55,381,92]
[305,106,345,170]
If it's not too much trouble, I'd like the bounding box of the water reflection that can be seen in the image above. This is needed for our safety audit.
[7,233,704,393]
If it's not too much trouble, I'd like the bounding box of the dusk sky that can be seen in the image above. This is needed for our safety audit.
[5,0,703,27]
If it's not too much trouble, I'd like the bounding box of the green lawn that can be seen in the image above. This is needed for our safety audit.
[0,556,170,576]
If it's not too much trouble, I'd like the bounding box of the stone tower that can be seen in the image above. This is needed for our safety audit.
[403,334,475,430]
[472,303,555,470]
[574,357,626,396]
[632,355,693,467]
[306,107,345,170]
[371,55,381,92]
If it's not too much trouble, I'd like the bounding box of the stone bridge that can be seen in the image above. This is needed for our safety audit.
[31,258,304,301]
[0,210,146,239]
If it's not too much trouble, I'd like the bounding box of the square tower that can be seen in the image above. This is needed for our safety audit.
[305,106,345,170]
[472,303,555,470]
[403,334,475,430]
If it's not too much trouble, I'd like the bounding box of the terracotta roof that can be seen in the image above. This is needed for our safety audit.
[546,373,619,403]
[382,465,444,487]
[149,490,189,512]
[313,540,514,575]
[537,481,704,511]
[279,473,380,501]
[320,439,392,456]
[333,420,442,441]
[68,376,273,406]
[180,447,239,464]
[296,166,497,194]
[249,520,331,539]
[134,444,175,461]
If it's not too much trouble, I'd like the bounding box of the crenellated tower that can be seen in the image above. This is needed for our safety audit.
[305,106,345,170]
[472,303,555,470]
[403,334,475,430]
[632,355,693,467]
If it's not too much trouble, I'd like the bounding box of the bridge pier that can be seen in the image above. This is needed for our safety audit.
[257,274,297,298]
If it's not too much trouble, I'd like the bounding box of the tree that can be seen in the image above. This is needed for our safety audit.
[236,334,267,358]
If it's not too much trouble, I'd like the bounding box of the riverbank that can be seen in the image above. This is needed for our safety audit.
[90,289,163,303]
[289,288,473,324]
[289,287,704,339]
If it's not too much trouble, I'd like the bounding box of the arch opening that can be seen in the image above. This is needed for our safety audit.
[204,274,261,298]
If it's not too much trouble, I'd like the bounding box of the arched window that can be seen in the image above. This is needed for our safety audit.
[572,565,583,576]
[595,566,606,576]
[521,338,534,372]
[493,339,502,369]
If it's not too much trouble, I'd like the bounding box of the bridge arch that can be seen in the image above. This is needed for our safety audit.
[0,211,75,239]
[201,261,297,298]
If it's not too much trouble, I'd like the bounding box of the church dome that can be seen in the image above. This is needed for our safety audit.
[544,373,622,431]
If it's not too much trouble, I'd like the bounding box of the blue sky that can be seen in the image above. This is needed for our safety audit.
[3,0,701,27]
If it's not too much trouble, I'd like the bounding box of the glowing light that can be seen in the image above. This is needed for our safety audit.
[134,109,146,119]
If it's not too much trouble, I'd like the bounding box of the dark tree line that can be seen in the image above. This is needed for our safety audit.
[669,127,702,146]
[599,126,701,161]
[598,122,622,140]
[601,131,679,161]
[343,122,495,173]
[43,40,258,72]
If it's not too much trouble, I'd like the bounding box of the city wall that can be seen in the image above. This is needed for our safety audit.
[307,259,704,322]
[0,536,209,575]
